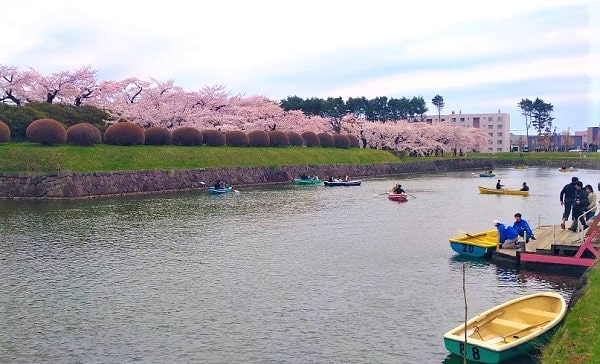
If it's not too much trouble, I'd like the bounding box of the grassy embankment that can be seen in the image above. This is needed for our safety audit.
[1,142,599,360]
[2,143,600,174]
[0,143,405,174]
[542,265,600,363]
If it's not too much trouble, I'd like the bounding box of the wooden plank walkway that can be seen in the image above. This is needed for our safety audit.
[495,219,600,261]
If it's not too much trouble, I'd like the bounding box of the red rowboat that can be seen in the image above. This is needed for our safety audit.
[387,193,408,202]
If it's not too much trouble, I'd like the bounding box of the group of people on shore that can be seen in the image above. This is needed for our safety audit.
[560,176,597,232]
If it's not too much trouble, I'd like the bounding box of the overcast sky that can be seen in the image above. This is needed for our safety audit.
[3,0,599,133]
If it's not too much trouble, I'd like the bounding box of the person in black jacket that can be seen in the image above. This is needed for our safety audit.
[569,181,589,232]
[560,176,579,229]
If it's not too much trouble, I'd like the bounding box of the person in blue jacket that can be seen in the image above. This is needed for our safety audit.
[512,213,535,244]
[494,220,519,249]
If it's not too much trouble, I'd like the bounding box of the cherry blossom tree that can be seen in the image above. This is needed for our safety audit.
[0,65,35,105]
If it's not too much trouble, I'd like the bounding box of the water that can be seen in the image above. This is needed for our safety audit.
[0,167,593,363]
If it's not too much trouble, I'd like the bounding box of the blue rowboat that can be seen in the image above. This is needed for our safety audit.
[448,230,498,257]
[208,187,233,195]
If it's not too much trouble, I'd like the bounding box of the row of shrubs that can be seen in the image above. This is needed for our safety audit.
[0,119,361,148]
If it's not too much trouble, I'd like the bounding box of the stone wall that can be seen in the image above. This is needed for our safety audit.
[1,157,598,199]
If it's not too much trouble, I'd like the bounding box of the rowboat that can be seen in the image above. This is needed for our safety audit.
[515,165,527,170]
[479,173,495,177]
[387,193,408,202]
[448,230,498,257]
[208,186,233,195]
[293,178,321,185]
[324,180,362,186]
[478,186,529,196]
[558,167,578,172]
[443,292,566,363]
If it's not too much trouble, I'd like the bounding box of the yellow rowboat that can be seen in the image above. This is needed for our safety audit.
[448,230,498,257]
[515,165,527,170]
[444,292,566,363]
[478,186,529,196]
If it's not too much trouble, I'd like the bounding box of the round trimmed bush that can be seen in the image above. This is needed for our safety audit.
[26,118,67,145]
[226,130,249,147]
[0,120,10,143]
[301,131,320,147]
[287,131,303,146]
[104,121,145,146]
[67,123,102,146]
[145,127,172,145]
[333,134,351,149]
[347,134,360,148]
[268,130,289,147]
[317,132,334,147]
[172,127,203,146]
[201,129,226,146]
[248,130,270,147]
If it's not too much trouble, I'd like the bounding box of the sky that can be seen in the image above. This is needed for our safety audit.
[3,0,599,133]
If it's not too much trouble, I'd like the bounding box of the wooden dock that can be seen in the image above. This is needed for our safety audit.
[492,221,600,275]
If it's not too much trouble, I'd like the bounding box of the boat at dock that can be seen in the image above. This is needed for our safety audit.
[448,230,498,257]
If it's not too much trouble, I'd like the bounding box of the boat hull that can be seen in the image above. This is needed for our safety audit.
[293,178,321,185]
[479,173,495,177]
[478,186,529,196]
[448,230,498,257]
[387,193,407,202]
[443,292,566,363]
[449,242,495,257]
[324,180,362,186]
[208,187,233,195]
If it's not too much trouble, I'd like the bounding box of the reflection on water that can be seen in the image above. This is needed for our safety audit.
[0,167,589,363]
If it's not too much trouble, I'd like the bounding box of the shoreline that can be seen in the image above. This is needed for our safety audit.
[3,157,600,200]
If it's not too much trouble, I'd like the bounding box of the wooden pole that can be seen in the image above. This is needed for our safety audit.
[463,263,467,364]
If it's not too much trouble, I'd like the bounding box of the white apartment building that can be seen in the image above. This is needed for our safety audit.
[425,111,511,153]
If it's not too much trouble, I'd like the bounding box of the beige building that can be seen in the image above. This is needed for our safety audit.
[425,111,511,152]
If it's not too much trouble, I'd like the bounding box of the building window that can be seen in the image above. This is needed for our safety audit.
[497,140,502,144]
[488,125,493,129]
[497,148,503,152]
[497,132,502,136]
[451,118,456,122]
[460,118,465,122]
[488,132,493,136]
[497,117,503,121]
[497,124,503,129]
[488,117,493,121]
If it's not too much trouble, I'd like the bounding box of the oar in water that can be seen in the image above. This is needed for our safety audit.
[373,192,390,197]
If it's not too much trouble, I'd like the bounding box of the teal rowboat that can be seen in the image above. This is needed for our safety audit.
[208,187,233,195]
[443,292,566,363]
[293,178,321,185]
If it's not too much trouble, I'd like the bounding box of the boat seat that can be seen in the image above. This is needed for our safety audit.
[490,318,530,332]
[518,308,556,321]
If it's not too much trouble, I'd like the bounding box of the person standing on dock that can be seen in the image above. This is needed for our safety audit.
[513,213,535,244]
[569,181,589,232]
[560,176,579,229]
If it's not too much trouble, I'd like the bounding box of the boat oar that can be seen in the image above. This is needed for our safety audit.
[373,192,390,197]
[487,319,552,344]
[465,310,506,336]
[458,229,485,241]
